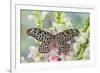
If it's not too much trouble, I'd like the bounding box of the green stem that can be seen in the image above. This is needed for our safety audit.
[75,39,89,60]
[75,17,90,60]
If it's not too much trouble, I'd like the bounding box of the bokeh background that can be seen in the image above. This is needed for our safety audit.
[20,10,90,63]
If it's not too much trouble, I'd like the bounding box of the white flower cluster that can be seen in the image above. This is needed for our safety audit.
[73,31,89,59]
[27,46,43,62]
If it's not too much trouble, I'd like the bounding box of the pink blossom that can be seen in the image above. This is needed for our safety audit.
[49,55,58,62]
[60,48,74,56]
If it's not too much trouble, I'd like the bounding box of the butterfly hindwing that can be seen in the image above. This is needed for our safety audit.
[39,42,50,53]
[58,42,70,52]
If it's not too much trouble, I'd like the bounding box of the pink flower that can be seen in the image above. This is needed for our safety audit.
[60,48,74,56]
[49,55,58,62]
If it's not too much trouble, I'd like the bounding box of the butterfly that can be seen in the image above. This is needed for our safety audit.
[26,28,79,53]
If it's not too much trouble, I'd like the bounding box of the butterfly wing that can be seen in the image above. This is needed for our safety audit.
[55,29,79,52]
[55,29,79,42]
[39,42,50,53]
[27,28,54,43]
[58,42,70,52]
[27,28,54,53]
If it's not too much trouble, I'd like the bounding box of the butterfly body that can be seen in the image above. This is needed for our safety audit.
[27,28,79,53]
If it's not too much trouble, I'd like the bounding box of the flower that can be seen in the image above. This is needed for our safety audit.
[47,45,59,61]
[28,36,34,40]
[59,48,74,61]
[49,55,58,62]
[27,46,39,62]
[73,32,89,52]
[41,12,48,20]
[83,47,90,60]
[27,14,34,20]
[77,32,89,44]
[21,56,26,63]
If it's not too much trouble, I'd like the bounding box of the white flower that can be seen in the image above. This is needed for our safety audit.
[29,46,38,54]
[28,36,34,40]
[41,12,48,20]
[83,47,90,59]
[77,32,89,44]
[52,22,67,32]
[27,14,38,25]
[27,46,39,61]
[64,16,74,29]
[66,55,72,61]
[73,42,79,53]
[49,49,58,56]
[21,56,26,63]
[73,32,89,53]
[27,14,34,20]
[35,57,41,62]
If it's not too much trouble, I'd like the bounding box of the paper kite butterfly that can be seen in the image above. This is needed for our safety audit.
[26,28,79,53]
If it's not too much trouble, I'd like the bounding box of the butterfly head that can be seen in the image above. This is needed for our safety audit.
[26,28,33,36]
[27,28,39,36]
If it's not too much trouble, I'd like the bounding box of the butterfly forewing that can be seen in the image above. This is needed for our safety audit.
[27,28,54,43]
[55,29,79,43]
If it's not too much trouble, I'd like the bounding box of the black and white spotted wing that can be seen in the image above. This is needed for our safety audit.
[55,29,79,42]
[39,43,50,53]
[55,29,79,52]
[27,28,54,53]
[27,28,54,43]
[27,28,79,53]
